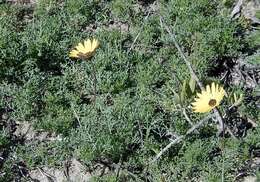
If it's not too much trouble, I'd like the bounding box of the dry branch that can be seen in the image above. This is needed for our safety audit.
[150,114,213,163]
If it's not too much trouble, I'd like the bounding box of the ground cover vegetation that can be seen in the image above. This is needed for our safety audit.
[0,0,259,181]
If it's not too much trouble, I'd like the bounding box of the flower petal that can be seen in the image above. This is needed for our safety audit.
[69,50,79,58]
[76,43,86,53]
[84,39,92,52]
[192,82,225,113]
[69,38,99,60]
[206,84,211,94]
[91,39,99,51]
[211,82,216,94]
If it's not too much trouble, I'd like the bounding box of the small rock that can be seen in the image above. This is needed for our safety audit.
[67,159,92,181]
[14,122,62,142]
[243,176,257,182]
[29,167,66,182]
[251,157,260,168]
[29,159,93,182]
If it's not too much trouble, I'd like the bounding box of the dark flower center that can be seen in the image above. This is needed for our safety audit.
[208,99,217,107]
[78,52,93,59]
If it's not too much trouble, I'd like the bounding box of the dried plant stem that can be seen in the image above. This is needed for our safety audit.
[37,167,55,181]
[182,108,194,126]
[71,103,81,127]
[182,108,199,134]
[150,114,213,163]
[164,27,204,89]
[127,1,155,54]
[126,1,156,81]
[160,17,225,135]
[150,136,184,164]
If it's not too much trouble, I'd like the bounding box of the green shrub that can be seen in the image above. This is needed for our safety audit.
[0,0,259,181]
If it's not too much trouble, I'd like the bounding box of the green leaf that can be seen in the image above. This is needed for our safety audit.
[172,88,181,105]
[189,77,196,94]
[180,80,187,104]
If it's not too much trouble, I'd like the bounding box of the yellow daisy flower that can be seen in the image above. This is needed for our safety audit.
[69,38,99,59]
[192,82,225,113]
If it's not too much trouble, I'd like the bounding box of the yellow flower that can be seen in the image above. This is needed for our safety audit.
[192,82,225,113]
[69,38,99,59]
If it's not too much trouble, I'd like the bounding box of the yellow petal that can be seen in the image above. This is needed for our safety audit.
[193,105,213,113]
[91,39,99,51]
[192,93,213,113]
[215,88,225,106]
[211,82,216,94]
[76,43,86,53]
[69,50,79,58]
[234,93,237,102]
[69,38,99,59]
[201,90,208,96]
[206,84,210,93]
[192,82,225,113]
[84,39,92,52]
[215,83,219,93]
[197,93,203,98]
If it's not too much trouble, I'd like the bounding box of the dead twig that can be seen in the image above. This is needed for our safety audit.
[37,167,55,182]
[150,136,184,164]
[127,1,156,54]
[150,114,213,163]
[182,108,194,126]
[231,0,244,19]
[160,19,204,90]
[71,103,81,127]
[126,1,156,82]
[182,108,199,134]
[63,160,71,182]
